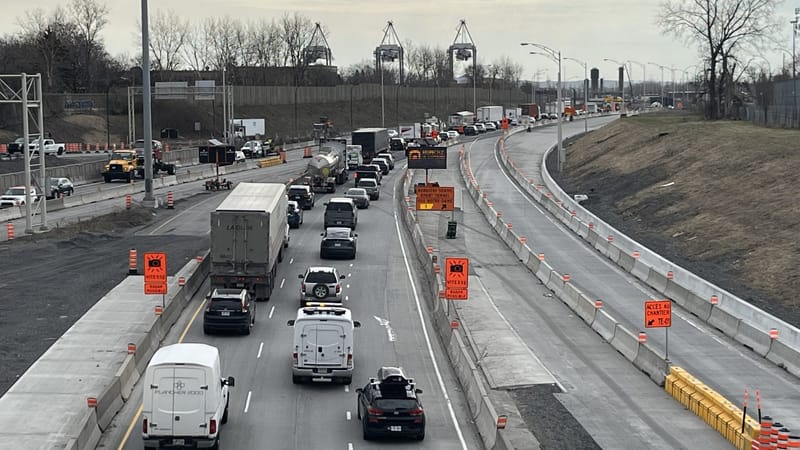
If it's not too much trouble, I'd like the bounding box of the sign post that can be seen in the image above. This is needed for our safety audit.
[644,300,672,361]
[445,257,469,300]
[144,252,168,307]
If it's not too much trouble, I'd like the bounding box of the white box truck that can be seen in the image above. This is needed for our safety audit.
[477,105,504,123]
[210,183,288,301]
[142,343,235,449]
[287,305,361,385]
[346,144,363,170]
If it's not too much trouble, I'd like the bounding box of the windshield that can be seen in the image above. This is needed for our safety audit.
[305,271,337,283]
[4,188,25,196]
[374,399,418,410]
[110,152,134,160]
[346,189,366,196]
[357,180,376,188]
[326,202,352,212]
[209,298,242,311]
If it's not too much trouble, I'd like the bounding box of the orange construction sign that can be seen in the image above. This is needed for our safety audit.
[445,257,469,300]
[144,252,167,295]
[644,300,671,328]
[416,185,455,211]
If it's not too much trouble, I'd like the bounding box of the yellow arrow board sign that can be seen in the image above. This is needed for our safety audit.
[416,186,454,211]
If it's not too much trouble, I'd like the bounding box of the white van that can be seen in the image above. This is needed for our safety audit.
[346,144,363,170]
[287,306,361,384]
[142,343,235,449]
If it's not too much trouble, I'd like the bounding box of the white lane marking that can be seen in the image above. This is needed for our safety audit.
[280,278,285,289]
[347,443,353,450]
[257,342,264,358]
[243,391,252,413]
[148,193,221,235]
[349,263,354,267]
[345,295,349,302]
[346,411,352,421]
[269,306,275,319]
[346,284,351,288]
[348,272,352,277]
[373,315,397,342]
[290,257,294,264]
[476,277,566,391]
[344,385,349,393]
[393,177,468,449]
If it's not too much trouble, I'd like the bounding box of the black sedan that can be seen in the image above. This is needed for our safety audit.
[320,227,357,259]
[356,366,425,441]
[344,188,370,209]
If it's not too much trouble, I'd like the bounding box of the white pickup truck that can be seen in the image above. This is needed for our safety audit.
[28,139,65,156]
[0,186,42,208]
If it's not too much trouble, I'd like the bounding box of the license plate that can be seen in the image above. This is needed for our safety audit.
[336,221,342,224]
[334,243,341,247]
[221,311,230,316]
[172,439,185,445]
[389,426,401,432]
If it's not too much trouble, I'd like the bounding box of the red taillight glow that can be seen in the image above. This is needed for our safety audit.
[293,352,298,364]
[347,354,353,369]
[142,417,148,434]
[367,406,383,422]
[301,283,305,293]
[336,284,341,294]
[409,407,424,416]
[209,418,217,435]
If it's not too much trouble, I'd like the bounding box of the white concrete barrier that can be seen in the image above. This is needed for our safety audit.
[735,321,772,357]
[766,340,800,378]
[610,325,640,362]
[633,343,668,386]
[114,354,139,402]
[592,309,618,342]
[576,294,598,325]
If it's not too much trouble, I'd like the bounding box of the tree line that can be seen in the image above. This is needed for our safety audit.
[0,2,524,93]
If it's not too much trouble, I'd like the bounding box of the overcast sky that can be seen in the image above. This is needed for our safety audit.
[2,0,799,84]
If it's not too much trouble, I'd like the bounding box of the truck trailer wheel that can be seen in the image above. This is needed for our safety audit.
[167,165,175,175]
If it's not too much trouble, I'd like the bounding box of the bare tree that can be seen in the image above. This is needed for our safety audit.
[182,18,214,72]
[249,18,284,67]
[658,0,779,119]
[279,12,316,84]
[147,9,188,72]
[18,7,73,89]
[207,16,239,70]
[69,0,108,87]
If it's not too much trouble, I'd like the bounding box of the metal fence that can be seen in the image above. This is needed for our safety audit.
[735,78,800,128]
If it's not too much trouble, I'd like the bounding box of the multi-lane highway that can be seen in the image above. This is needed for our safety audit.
[98,152,483,449]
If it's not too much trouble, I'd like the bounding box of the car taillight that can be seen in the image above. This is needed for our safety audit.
[347,354,353,369]
[301,283,306,293]
[336,284,341,294]
[367,406,383,416]
[409,407,424,416]
[209,418,217,435]
[293,352,298,365]
[142,416,148,434]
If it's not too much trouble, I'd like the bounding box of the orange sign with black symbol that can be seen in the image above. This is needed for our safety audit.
[445,257,469,300]
[416,185,454,211]
[144,252,167,295]
[644,300,671,328]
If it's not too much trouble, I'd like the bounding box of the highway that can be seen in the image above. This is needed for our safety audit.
[100,154,483,449]
[468,117,800,429]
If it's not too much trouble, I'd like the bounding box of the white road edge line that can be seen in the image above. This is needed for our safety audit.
[257,342,264,359]
[244,391,252,413]
[148,194,221,235]
[393,170,468,450]
[269,306,275,319]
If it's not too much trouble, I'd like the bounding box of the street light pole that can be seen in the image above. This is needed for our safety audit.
[648,63,666,107]
[140,0,154,205]
[565,57,588,133]
[380,52,385,128]
[603,58,627,114]
[521,42,563,171]
[628,60,645,100]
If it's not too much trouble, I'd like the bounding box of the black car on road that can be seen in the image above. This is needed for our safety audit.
[288,185,315,209]
[203,289,255,335]
[320,227,358,259]
[356,366,425,441]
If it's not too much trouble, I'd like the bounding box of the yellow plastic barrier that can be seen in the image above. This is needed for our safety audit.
[665,366,758,450]
[258,156,282,168]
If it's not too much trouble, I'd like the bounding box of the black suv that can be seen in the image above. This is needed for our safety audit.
[288,185,315,209]
[356,366,425,441]
[203,288,255,335]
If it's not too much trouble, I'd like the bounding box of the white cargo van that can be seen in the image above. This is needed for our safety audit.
[142,343,235,449]
[287,306,361,385]
[346,144,363,170]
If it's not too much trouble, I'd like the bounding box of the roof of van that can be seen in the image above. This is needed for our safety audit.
[328,197,354,204]
[150,343,220,368]
[352,128,387,133]
[295,305,353,320]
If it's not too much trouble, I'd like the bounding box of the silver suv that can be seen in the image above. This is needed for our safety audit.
[298,266,346,305]
[356,178,380,200]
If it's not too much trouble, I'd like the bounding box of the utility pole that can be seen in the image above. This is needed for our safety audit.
[140,0,154,205]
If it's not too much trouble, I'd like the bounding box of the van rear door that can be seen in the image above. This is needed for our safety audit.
[149,366,208,438]
[299,322,346,369]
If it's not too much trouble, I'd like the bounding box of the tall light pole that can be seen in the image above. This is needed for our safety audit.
[628,60,645,100]
[648,62,666,107]
[792,8,799,124]
[140,0,154,205]
[564,57,588,133]
[380,53,385,127]
[603,58,627,113]
[521,42,563,171]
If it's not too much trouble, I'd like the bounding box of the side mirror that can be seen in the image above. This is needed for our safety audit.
[226,376,236,387]
[415,389,423,394]
[339,274,346,279]
[354,233,358,237]
[298,274,304,279]
[353,321,361,328]
[355,388,363,394]
[320,233,324,236]
[287,319,295,326]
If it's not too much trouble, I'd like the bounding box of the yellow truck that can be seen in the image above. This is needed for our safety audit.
[102,140,176,182]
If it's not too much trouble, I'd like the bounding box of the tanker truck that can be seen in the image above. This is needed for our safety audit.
[306,144,348,193]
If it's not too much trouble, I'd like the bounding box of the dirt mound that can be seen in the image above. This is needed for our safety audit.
[554,112,800,325]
